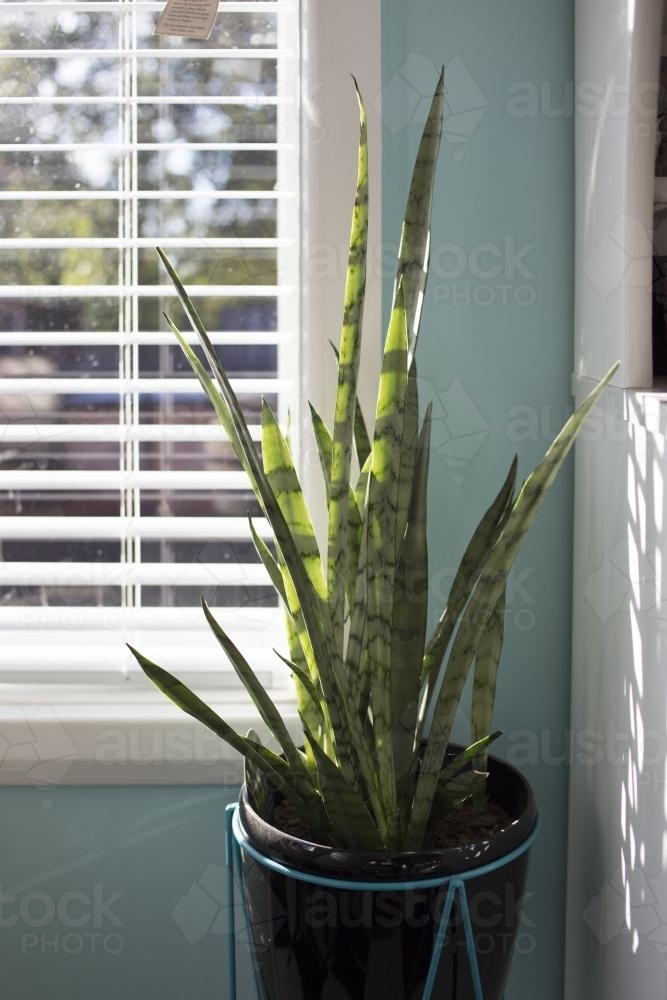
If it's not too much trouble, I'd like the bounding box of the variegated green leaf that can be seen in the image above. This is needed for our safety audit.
[158,248,370,793]
[329,340,372,470]
[367,284,410,834]
[394,66,444,355]
[309,402,364,609]
[406,361,619,848]
[434,769,488,814]
[345,452,373,709]
[303,726,383,851]
[437,732,502,789]
[261,400,327,601]
[327,83,369,656]
[394,359,420,563]
[389,404,432,825]
[244,729,269,815]
[158,248,333,669]
[471,588,506,770]
[281,604,328,769]
[273,648,329,731]
[420,454,517,691]
[201,599,314,792]
[248,517,287,604]
[127,644,318,822]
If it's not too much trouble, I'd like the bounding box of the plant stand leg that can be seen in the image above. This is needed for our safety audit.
[421,881,456,1000]
[456,881,484,1000]
[420,879,483,1000]
[225,803,238,1000]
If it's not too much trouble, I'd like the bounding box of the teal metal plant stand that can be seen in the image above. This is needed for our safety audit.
[225,803,538,1000]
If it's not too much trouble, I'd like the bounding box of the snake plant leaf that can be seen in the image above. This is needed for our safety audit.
[395,66,444,356]
[470,587,506,770]
[420,454,518,692]
[273,649,329,729]
[390,404,432,820]
[164,313,238,443]
[309,402,333,483]
[394,360,420,562]
[201,599,314,792]
[244,729,269,815]
[280,593,331,766]
[344,451,373,710]
[407,361,620,848]
[261,400,327,602]
[248,516,287,605]
[355,451,372,511]
[303,726,384,851]
[366,284,410,830]
[327,82,369,657]
[160,267,373,809]
[437,731,502,788]
[309,401,364,609]
[127,643,316,819]
[158,248,361,786]
[329,341,372,470]
[352,394,372,470]
[434,770,488,814]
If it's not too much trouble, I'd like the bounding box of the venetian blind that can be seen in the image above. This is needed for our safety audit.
[0,0,300,697]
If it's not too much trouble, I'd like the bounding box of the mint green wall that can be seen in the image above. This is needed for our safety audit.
[382,1,574,997]
[0,4,574,997]
[0,786,250,1000]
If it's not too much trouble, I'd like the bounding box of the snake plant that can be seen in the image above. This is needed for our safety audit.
[128,72,617,852]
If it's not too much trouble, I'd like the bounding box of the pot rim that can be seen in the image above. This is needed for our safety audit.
[238,750,538,882]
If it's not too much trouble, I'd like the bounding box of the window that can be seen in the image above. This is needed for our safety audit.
[0,0,381,776]
[0,0,301,703]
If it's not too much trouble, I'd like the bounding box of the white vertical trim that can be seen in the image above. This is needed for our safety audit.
[575,0,662,388]
[276,0,301,449]
[299,0,382,546]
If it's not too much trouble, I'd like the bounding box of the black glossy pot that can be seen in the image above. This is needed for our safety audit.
[236,753,537,1000]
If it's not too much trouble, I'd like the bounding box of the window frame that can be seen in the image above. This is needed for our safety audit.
[0,0,381,784]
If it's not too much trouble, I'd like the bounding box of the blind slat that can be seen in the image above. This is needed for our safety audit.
[0,332,288,346]
[0,96,291,106]
[0,424,261,443]
[0,516,271,540]
[0,142,288,152]
[0,562,272,586]
[0,191,290,201]
[0,377,287,394]
[0,48,287,58]
[3,2,292,11]
[0,606,278,630]
[0,237,288,249]
[0,470,253,489]
[0,286,284,299]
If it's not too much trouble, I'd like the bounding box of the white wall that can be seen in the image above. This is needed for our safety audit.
[566,381,667,997]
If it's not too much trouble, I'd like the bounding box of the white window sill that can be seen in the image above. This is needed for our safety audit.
[0,687,301,787]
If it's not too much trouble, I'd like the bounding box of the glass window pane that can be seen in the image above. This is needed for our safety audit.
[138,149,277,191]
[137,57,277,98]
[0,151,119,192]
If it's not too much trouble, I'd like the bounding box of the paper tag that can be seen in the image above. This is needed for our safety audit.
[154,0,218,40]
